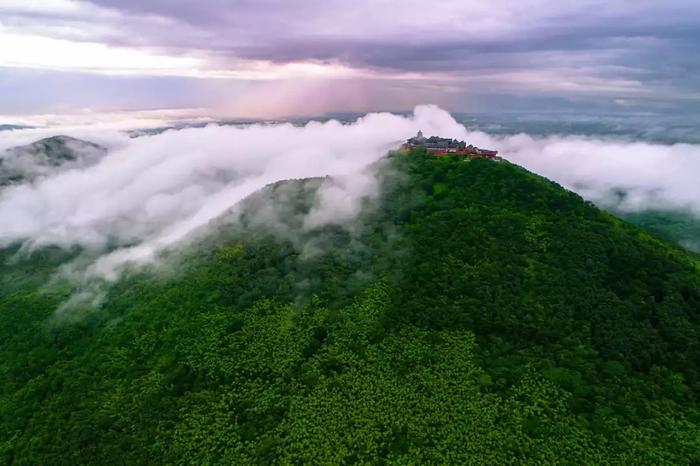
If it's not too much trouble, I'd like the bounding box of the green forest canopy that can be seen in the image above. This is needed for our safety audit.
[1,149,700,464]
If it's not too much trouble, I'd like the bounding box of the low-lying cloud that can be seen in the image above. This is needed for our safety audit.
[495,134,700,213]
[0,105,466,280]
[2,104,700,287]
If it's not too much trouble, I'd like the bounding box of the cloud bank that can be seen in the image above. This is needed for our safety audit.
[2,104,700,286]
[0,105,465,280]
[497,135,700,214]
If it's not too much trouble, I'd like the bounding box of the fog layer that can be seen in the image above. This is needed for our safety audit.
[0,105,464,278]
[2,105,700,281]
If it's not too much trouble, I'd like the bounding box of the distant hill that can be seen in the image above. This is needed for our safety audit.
[1,150,699,463]
[0,135,106,186]
[0,124,33,132]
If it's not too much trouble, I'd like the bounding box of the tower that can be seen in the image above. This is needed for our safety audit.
[416,129,425,140]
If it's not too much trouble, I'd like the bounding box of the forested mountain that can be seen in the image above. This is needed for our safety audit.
[0,136,106,186]
[2,149,700,464]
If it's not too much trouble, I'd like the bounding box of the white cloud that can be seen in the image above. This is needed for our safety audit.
[3,104,700,286]
[0,105,467,280]
[0,0,86,14]
[0,28,202,76]
[495,135,700,212]
[0,22,373,81]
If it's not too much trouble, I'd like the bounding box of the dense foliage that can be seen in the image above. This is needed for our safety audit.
[620,209,700,253]
[2,150,700,464]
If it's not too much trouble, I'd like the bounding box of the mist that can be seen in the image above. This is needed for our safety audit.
[491,134,700,213]
[2,104,700,286]
[0,105,465,280]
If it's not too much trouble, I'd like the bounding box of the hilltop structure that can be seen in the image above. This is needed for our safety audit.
[404,130,501,160]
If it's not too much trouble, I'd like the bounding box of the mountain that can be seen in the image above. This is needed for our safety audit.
[1,150,700,464]
[0,135,106,186]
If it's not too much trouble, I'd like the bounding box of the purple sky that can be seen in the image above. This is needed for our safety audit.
[1,0,699,117]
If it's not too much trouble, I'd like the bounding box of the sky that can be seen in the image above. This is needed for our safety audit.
[1,0,699,117]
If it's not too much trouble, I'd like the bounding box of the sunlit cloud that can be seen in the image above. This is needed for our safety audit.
[0,29,200,76]
[0,0,85,14]
[0,26,375,81]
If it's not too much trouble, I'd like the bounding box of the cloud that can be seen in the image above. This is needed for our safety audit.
[0,105,467,281]
[497,135,700,213]
[3,104,700,314]
[2,0,700,114]
[0,28,203,76]
[303,170,380,231]
[450,125,700,215]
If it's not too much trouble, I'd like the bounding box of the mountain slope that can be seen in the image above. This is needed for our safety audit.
[618,209,700,253]
[1,150,700,464]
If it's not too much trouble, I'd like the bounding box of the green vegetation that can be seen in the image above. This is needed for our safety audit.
[620,209,700,253]
[2,150,700,464]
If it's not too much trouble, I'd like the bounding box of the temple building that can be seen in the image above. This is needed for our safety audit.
[403,131,501,160]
